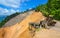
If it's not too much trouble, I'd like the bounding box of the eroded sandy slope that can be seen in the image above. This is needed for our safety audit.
[0,12,44,38]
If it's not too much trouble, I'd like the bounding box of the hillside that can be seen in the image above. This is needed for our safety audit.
[0,11,60,38]
[0,11,44,38]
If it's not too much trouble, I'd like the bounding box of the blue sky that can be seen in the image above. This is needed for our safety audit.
[0,0,48,15]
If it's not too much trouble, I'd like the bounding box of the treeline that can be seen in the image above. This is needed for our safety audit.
[35,0,60,20]
[0,12,20,27]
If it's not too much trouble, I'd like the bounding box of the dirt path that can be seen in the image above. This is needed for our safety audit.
[33,21,60,38]
[50,21,60,31]
[33,28,60,38]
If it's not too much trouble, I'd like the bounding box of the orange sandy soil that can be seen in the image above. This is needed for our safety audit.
[0,12,44,38]
[0,11,60,38]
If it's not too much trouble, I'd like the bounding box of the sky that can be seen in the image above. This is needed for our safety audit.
[0,0,48,15]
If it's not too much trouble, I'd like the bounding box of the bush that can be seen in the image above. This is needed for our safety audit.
[35,0,60,21]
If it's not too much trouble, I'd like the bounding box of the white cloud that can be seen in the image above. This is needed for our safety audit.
[0,0,29,8]
[16,10,20,12]
[0,0,30,15]
[21,0,30,2]
[4,9,9,13]
[0,0,20,8]
[0,7,20,15]
[0,8,8,15]
[29,8,32,10]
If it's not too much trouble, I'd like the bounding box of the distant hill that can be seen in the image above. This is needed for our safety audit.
[0,15,7,22]
[0,12,20,27]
